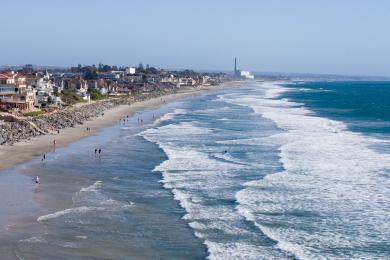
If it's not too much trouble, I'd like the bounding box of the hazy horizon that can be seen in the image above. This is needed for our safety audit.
[1,0,390,76]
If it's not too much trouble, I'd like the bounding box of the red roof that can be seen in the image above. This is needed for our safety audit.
[15,73,26,78]
[0,73,11,80]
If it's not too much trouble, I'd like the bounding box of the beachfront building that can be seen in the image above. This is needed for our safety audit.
[202,75,212,86]
[0,72,35,111]
[178,77,197,87]
[87,79,118,95]
[62,78,90,101]
[31,71,62,107]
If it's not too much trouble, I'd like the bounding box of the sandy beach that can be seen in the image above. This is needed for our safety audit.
[0,81,244,171]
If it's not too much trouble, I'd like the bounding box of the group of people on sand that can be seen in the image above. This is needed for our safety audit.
[95,147,102,157]
[36,111,163,185]
[120,115,131,125]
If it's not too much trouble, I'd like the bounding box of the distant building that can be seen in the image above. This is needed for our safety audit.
[126,67,136,75]
[240,70,255,79]
[234,58,254,79]
[23,64,34,74]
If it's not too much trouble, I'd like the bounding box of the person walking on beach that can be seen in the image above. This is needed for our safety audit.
[94,148,98,155]
[53,139,57,152]
[98,148,102,156]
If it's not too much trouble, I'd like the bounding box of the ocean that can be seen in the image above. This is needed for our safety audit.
[2,81,389,259]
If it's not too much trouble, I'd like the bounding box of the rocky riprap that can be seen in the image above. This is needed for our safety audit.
[0,98,131,145]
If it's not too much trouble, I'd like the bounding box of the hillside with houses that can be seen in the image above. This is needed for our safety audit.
[0,64,229,114]
[0,64,232,145]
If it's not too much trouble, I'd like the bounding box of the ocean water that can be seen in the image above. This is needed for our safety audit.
[4,81,390,259]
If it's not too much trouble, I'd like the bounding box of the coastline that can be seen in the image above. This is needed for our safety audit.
[0,81,245,172]
[0,80,245,259]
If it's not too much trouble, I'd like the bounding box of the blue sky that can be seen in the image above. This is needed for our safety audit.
[1,0,390,76]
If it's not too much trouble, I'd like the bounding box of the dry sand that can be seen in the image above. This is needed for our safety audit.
[0,81,244,171]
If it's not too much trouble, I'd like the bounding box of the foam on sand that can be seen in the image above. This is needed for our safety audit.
[38,180,133,223]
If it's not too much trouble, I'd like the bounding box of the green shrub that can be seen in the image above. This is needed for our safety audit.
[88,88,105,100]
[60,90,85,105]
[23,111,45,117]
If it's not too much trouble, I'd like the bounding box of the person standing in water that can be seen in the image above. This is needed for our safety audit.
[35,176,39,184]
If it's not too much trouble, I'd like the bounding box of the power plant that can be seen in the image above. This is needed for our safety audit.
[233,58,254,79]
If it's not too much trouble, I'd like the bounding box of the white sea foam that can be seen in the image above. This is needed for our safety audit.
[194,106,231,113]
[37,206,100,222]
[205,240,288,260]
[19,236,46,244]
[221,81,390,259]
[38,180,133,223]
[139,117,285,259]
[139,82,390,259]
[79,180,102,193]
[154,108,186,125]
[217,137,278,146]
[217,117,230,121]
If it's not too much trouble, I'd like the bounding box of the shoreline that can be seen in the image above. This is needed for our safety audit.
[0,81,245,172]
[0,80,246,259]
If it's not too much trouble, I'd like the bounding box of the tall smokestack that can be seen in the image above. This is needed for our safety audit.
[234,57,237,77]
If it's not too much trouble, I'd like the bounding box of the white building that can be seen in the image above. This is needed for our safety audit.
[240,70,255,79]
[126,67,136,75]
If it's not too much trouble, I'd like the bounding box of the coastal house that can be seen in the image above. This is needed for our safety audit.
[66,78,88,93]
[87,79,117,95]
[62,78,90,101]
[30,71,62,107]
[0,72,35,111]
[161,74,177,84]
[178,77,197,87]
[123,74,143,83]
[202,75,212,86]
